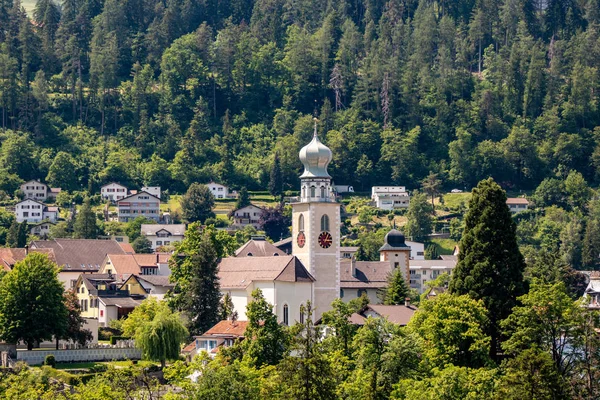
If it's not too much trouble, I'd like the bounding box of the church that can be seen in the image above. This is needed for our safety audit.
[217,121,412,323]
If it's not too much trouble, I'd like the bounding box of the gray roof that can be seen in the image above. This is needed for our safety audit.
[30,239,126,271]
[235,239,286,257]
[340,260,391,289]
[141,224,186,236]
[409,260,457,270]
[136,275,174,287]
[99,297,142,308]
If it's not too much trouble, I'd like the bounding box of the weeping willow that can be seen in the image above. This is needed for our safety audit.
[137,310,188,367]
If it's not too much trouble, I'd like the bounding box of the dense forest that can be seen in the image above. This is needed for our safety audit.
[0,0,599,194]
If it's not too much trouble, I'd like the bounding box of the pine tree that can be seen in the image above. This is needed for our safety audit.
[449,178,526,360]
[235,187,251,210]
[73,198,98,239]
[6,220,19,247]
[268,152,283,198]
[377,267,410,305]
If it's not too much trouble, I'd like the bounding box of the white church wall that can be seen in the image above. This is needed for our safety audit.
[274,281,313,325]
[225,289,250,321]
[340,288,379,303]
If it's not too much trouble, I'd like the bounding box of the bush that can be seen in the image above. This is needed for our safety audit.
[99,327,122,341]
[44,354,56,368]
[89,364,108,373]
[109,335,130,345]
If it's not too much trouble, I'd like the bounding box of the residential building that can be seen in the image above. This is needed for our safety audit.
[99,253,171,279]
[127,275,174,300]
[218,255,314,323]
[140,224,185,250]
[506,197,529,213]
[182,320,248,360]
[30,221,55,238]
[30,239,127,287]
[20,180,60,202]
[273,237,292,254]
[340,246,358,259]
[235,237,285,257]
[409,260,457,293]
[231,204,264,229]
[349,304,417,326]
[100,183,129,202]
[584,273,600,309]
[371,186,410,210]
[207,182,229,199]
[116,191,160,222]
[15,199,58,223]
[141,186,161,199]
[0,247,56,271]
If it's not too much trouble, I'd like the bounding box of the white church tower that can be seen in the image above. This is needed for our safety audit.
[291,120,340,320]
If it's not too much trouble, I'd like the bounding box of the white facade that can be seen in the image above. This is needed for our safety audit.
[207,182,229,199]
[232,205,263,229]
[20,180,59,202]
[371,186,410,210]
[30,222,54,238]
[101,183,129,202]
[15,199,58,223]
[141,186,161,199]
[405,241,425,260]
[117,192,160,222]
[141,224,185,250]
[409,260,457,293]
[507,198,529,213]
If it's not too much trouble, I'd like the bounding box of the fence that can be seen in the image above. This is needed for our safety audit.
[17,347,142,365]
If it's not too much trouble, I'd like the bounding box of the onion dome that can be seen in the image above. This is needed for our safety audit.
[299,120,332,179]
[379,229,411,251]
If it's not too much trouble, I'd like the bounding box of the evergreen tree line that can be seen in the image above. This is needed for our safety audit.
[0,0,598,194]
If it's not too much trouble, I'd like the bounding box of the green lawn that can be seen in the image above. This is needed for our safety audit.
[427,238,458,255]
[22,0,36,15]
[440,193,471,210]
[52,360,156,370]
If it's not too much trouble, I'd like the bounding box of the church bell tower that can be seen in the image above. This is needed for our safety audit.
[291,120,340,320]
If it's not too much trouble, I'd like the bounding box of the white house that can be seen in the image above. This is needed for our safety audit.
[15,199,58,223]
[506,198,529,213]
[231,204,264,229]
[207,182,229,199]
[406,241,425,260]
[20,180,60,202]
[409,260,457,293]
[101,183,129,202]
[140,224,185,250]
[30,221,55,238]
[183,320,248,359]
[371,186,410,210]
[141,186,161,199]
[116,191,160,222]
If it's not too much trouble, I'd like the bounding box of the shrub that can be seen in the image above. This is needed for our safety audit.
[109,335,130,345]
[99,327,121,341]
[44,354,56,368]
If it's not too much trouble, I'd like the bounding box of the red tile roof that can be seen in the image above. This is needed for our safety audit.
[203,320,248,337]
[0,248,56,271]
[506,197,529,205]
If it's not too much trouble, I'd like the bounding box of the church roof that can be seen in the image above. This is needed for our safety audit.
[218,255,315,289]
[235,238,286,257]
[379,229,411,251]
[340,260,391,289]
[299,122,332,179]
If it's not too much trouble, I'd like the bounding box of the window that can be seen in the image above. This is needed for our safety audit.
[302,187,306,198]
[340,289,344,298]
[320,186,325,197]
[357,289,367,297]
[310,186,316,197]
[100,310,104,317]
[300,305,305,324]
[394,262,399,269]
[299,214,304,231]
[321,215,330,232]
[283,304,289,326]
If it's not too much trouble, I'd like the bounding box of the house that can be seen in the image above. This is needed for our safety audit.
[140,224,185,250]
[100,183,129,202]
[99,253,171,279]
[30,221,55,238]
[584,273,600,309]
[30,239,127,287]
[231,204,264,229]
[235,237,285,257]
[128,275,174,300]
[218,255,314,324]
[340,258,390,303]
[182,320,248,360]
[409,260,457,293]
[349,304,417,326]
[506,197,529,213]
[340,246,359,259]
[273,237,292,254]
[20,180,60,202]
[15,199,58,223]
[141,186,161,199]
[371,186,410,210]
[0,247,56,271]
[207,182,229,199]
[116,191,160,222]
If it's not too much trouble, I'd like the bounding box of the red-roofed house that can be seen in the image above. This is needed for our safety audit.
[182,320,248,360]
[506,197,529,213]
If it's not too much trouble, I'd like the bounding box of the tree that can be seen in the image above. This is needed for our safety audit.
[242,288,288,367]
[0,253,67,350]
[6,220,26,247]
[564,170,591,210]
[168,223,221,335]
[378,267,410,305]
[60,289,93,347]
[180,183,215,223]
[449,178,526,360]
[132,236,152,253]
[259,204,291,241]
[404,191,433,242]
[46,152,78,191]
[125,216,155,242]
[235,187,251,210]
[268,153,283,198]
[408,293,492,368]
[73,198,99,239]
[321,298,358,357]
[421,172,442,214]
[136,306,188,368]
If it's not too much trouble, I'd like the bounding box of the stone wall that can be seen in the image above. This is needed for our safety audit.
[17,347,142,365]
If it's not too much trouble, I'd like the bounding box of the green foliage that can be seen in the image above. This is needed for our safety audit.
[44,354,56,367]
[136,307,188,368]
[0,253,67,350]
[404,191,433,242]
[180,183,215,223]
[125,216,154,242]
[131,236,152,253]
[235,187,251,210]
[73,197,99,239]
[108,335,130,345]
[378,267,410,305]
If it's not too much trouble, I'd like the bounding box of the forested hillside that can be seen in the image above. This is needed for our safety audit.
[0,0,599,194]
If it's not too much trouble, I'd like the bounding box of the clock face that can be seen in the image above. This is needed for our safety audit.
[297,232,306,248]
[318,231,333,249]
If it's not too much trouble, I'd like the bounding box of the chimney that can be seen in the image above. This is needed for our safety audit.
[24,245,28,255]
[351,255,357,278]
[404,297,410,307]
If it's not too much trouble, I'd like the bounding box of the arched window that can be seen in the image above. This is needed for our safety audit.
[321,215,330,232]
[299,304,305,324]
[283,304,289,326]
[340,289,344,298]
[247,253,253,256]
[310,186,316,197]
[302,186,306,198]
[320,186,325,198]
[299,214,304,231]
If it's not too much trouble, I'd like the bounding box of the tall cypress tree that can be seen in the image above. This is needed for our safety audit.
[73,197,98,239]
[449,178,526,359]
[377,267,410,305]
[268,153,283,198]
